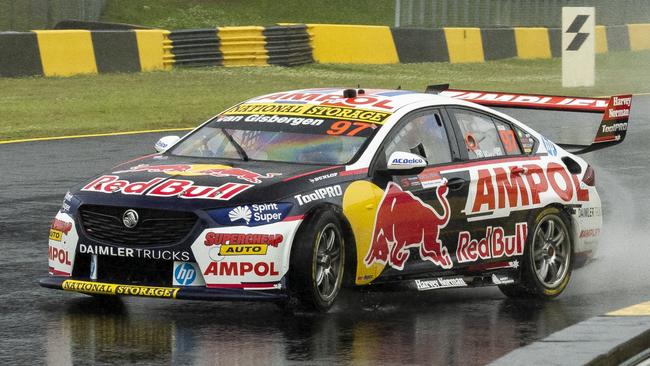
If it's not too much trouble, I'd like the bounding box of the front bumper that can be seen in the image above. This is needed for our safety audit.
[39,276,288,302]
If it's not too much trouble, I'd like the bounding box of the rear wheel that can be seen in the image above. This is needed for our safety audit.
[499,207,573,299]
[289,210,345,312]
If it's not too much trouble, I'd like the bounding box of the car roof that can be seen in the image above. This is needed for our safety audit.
[239,86,533,136]
[243,87,464,112]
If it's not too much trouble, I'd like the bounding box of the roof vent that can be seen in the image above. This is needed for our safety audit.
[425,84,450,94]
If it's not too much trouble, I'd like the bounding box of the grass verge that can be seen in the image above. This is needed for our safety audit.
[101,0,395,28]
[1,51,649,141]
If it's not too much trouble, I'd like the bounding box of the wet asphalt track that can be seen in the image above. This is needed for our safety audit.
[1,96,649,365]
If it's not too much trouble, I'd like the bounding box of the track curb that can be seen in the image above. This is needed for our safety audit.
[489,302,650,366]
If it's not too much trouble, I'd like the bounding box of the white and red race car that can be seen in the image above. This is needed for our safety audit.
[41,86,631,311]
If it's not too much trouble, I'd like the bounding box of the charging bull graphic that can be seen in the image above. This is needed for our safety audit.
[114,164,279,184]
[365,181,452,271]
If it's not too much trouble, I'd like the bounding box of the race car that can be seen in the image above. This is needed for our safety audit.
[40,86,632,311]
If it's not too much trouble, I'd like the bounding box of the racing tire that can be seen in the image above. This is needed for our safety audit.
[289,209,345,312]
[499,207,573,299]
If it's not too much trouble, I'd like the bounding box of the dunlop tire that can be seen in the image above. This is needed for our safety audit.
[498,206,573,299]
[288,209,345,312]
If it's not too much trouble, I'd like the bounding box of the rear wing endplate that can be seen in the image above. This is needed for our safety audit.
[427,85,632,154]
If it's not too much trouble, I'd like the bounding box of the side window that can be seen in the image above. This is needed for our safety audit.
[513,125,536,154]
[453,109,505,159]
[384,110,452,165]
[494,120,522,155]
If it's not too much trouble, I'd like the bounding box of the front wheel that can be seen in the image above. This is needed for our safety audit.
[499,207,573,299]
[289,210,345,312]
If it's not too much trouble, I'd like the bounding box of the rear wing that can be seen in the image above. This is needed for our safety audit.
[427,85,632,154]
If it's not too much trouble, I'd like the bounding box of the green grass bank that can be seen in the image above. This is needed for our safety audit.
[102,0,395,29]
[1,50,648,141]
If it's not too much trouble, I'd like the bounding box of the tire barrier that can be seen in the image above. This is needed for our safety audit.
[217,26,268,67]
[166,29,223,67]
[165,25,313,68]
[0,24,312,77]
[0,29,168,77]
[264,25,313,66]
[0,23,647,77]
[307,23,650,64]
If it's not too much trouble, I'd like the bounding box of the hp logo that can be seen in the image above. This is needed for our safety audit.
[174,262,197,286]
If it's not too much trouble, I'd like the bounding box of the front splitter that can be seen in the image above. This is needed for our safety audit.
[39,276,288,302]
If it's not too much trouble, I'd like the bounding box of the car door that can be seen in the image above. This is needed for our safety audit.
[445,106,537,271]
[367,107,468,278]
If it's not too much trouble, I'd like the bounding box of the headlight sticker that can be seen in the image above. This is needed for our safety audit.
[48,213,78,276]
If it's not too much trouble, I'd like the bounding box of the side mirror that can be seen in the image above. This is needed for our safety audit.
[383,151,427,175]
[154,135,180,153]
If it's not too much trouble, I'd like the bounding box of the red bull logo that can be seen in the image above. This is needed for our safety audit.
[365,181,452,271]
[456,223,527,263]
[114,164,280,184]
[82,175,252,201]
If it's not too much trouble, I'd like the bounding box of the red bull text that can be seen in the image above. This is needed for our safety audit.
[456,223,527,263]
[82,175,252,201]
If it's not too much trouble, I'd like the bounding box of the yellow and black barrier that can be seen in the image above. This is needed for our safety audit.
[1,22,648,77]
[264,25,313,66]
[216,26,268,67]
[165,29,224,67]
[0,25,311,77]
[0,32,43,77]
[0,29,168,77]
[307,24,399,64]
[165,24,312,68]
[306,23,650,64]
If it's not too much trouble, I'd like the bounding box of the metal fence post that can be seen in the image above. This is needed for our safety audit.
[419,0,425,27]
[395,0,401,27]
[441,0,447,28]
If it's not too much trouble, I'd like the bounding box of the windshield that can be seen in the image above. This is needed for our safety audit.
[170,107,383,164]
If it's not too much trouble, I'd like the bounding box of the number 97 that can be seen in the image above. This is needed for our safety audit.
[327,121,372,136]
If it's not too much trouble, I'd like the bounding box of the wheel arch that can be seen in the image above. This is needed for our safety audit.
[296,203,358,287]
[501,203,575,299]
[532,203,574,237]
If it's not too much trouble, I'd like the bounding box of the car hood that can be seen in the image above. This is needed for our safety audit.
[71,155,341,211]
